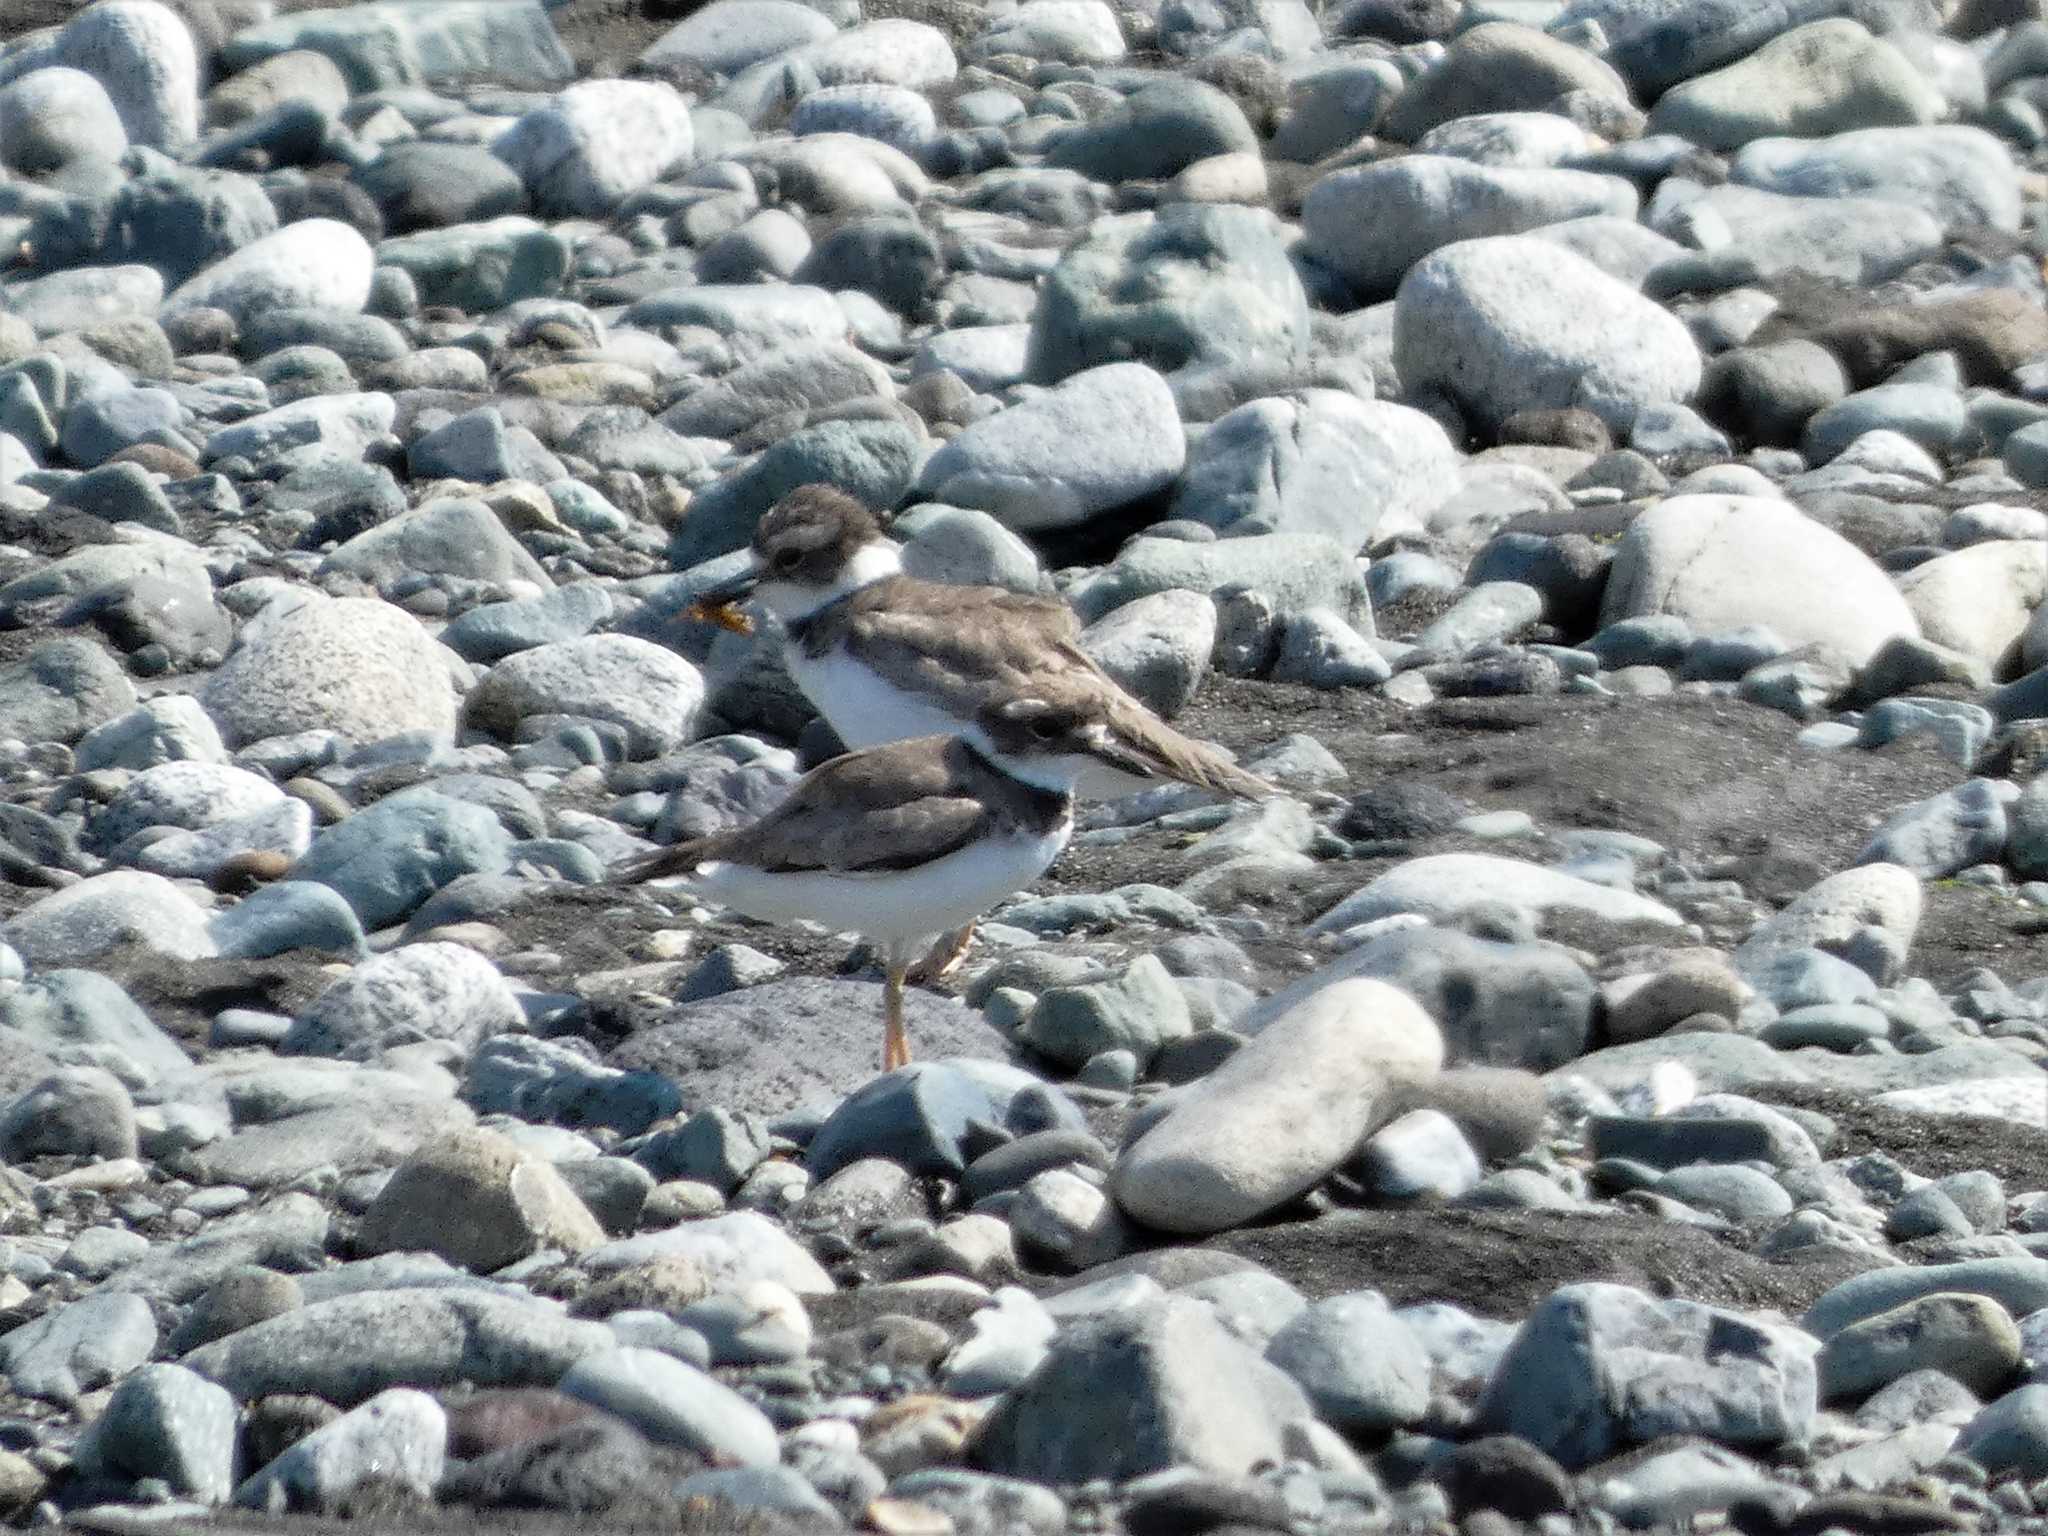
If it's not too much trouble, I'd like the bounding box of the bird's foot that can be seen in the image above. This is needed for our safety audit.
[906,921,976,987]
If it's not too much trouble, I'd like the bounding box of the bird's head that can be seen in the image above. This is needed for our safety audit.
[696,484,901,625]
[970,694,1177,793]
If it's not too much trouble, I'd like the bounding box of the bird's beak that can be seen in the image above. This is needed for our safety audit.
[1080,723,1172,782]
[696,561,761,607]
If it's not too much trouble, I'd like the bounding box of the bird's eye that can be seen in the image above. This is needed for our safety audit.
[1029,717,1061,741]
[774,548,803,571]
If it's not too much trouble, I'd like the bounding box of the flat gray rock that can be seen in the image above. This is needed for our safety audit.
[183,1287,614,1404]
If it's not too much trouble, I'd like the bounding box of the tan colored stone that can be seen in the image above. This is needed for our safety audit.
[356,1128,605,1272]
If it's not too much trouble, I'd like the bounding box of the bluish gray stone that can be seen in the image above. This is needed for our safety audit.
[464,1035,680,1137]
[807,1059,1086,1180]
[220,0,574,91]
[972,1296,1312,1480]
[1264,1291,1432,1433]
[1027,204,1308,383]
[235,1388,447,1511]
[185,1289,611,1403]
[0,635,135,745]
[289,793,515,930]
[1044,80,1254,182]
[1475,1282,1817,1469]
[556,1347,780,1464]
[1856,777,2010,878]
[75,1363,237,1504]
[0,968,186,1082]
[3,1291,157,1404]
[210,880,368,960]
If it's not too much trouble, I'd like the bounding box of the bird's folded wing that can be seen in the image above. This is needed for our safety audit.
[615,740,997,880]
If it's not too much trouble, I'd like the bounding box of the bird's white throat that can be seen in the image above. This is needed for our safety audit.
[756,540,904,623]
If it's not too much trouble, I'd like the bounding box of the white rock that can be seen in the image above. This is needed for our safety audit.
[465,635,703,756]
[1310,852,1682,935]
[1600,494,1919,669]
[1170,391,1460,547]
[969,0,1125,64]
[163,219,375,324]
[1393,234,1702,433]
[55,0,198,149]
[583,1211,835,1295]
[916,362,1185,531]
[202,393,396,468]
[1113,979,1443,1235]
[0,67,127,174]
[639,0,836,75]
[1894,541,2048,676]
[1737,863,1923,968]
[5,871,217,966]
[494,80,695,218]
[796,18,956,88]
[1730,124,2021,233]
[200,595,459,750]
[1304,157,1637,293]
[235,1389,447,1509]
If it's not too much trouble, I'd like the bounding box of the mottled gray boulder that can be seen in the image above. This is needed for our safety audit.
[163,218,374,323]
[1600,495,1918,669]
[0,636,135,746]
[220,0,574,91]
[639,0,836,75]
[200,596,459,749]
[1069,531,1370,629]
[1383,21,1634,141]
[1730,124,2021,232]
[1648,20,1942,149]
[1304,157,1636,294]
[971,1298,1313,1480]
[1242,926,1595,1072]
[5,871,216,966]
[376,218,569,311]
[493,80,695,218]
[917,363,1183,532]
[1394,236,1701,433]
[1044,80,1254,182]
[184,1289,611,1404]
[467,636,703,756]
[658,343,893,439]
[75,1364,236,1503]
[1170,392,1458,548]
[1028,205,1308,384]
[54,0,198,148]
[323,497,554,593]
[0,68,127,175]
[1475,1283,1818,1469]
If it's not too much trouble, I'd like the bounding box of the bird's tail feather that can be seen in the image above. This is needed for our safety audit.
[612,841,709,886]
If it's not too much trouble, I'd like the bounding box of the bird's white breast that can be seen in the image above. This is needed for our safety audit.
[785,641,968,750]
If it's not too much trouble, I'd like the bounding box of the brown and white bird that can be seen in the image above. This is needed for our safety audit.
[615,696,1166,1072]
[689,484,1273,804]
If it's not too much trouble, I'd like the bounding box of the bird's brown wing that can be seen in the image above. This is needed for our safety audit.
[831,583,1274,802]
[1077,669,1277,802]
[614,738,997,882]
[824,580,1099,706]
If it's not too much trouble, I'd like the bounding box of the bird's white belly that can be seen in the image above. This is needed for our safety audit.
[786,644,966,751]
[694,824,1070,947]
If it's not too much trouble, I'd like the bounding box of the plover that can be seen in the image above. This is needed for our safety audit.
[616,696,1162,1071]
[688,484,1273,804]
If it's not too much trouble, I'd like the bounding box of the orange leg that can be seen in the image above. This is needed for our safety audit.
[882,961,911,1072]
